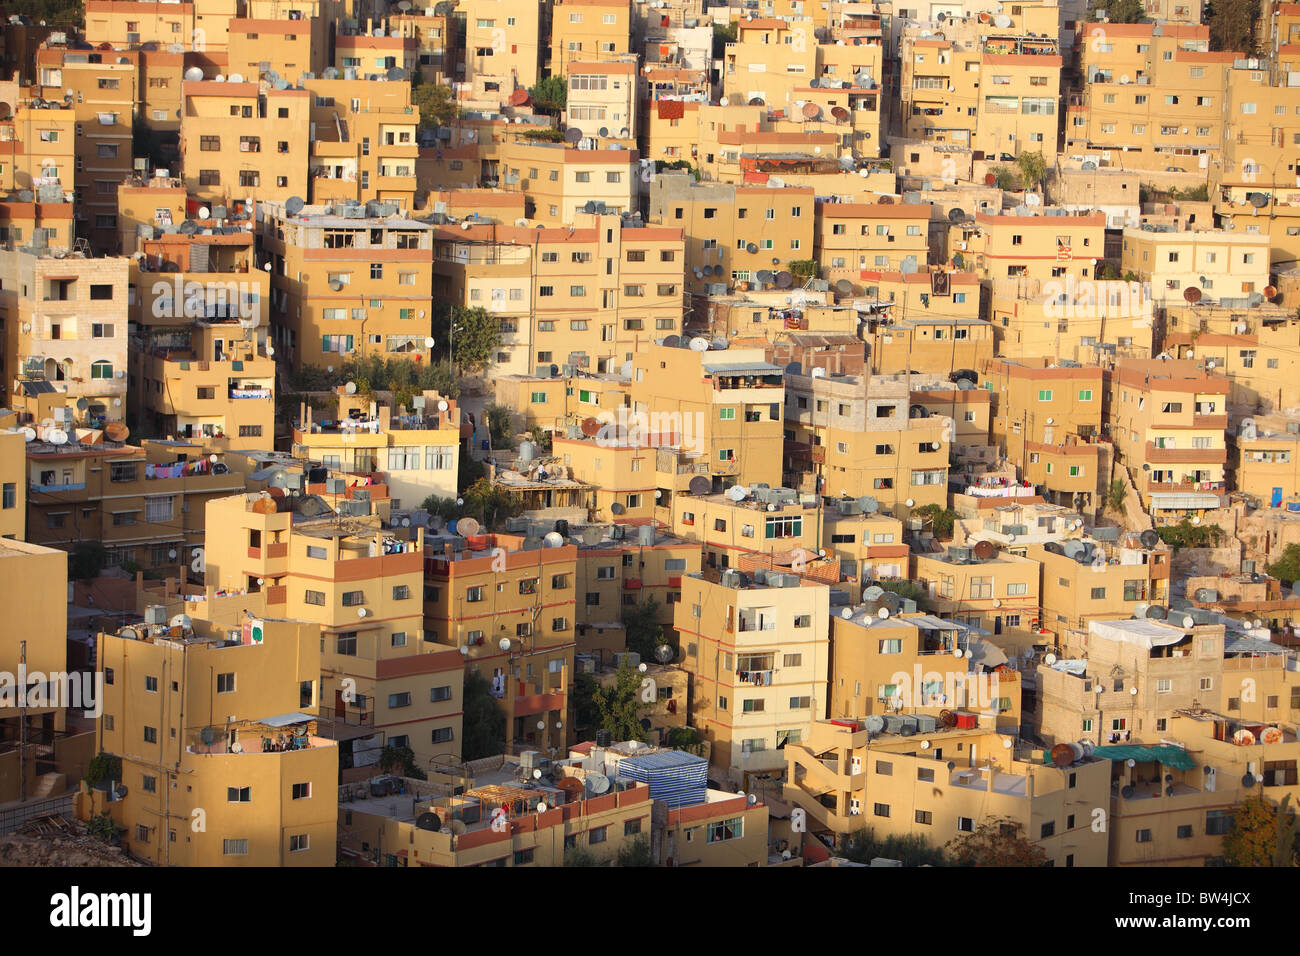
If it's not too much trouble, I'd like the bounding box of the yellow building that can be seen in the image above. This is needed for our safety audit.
[462,0,543,97]
[550,0,632,75]
[630,340,785,491]
[424,532,574,752]
[26,438,248,573]
[0,537,83,805]
[1120,227,1272,310]
[263,201,435,370]
[203,493,458,772]
[1031,535,1172,643]
[304,76,419,210]
[1108,358,1230,518]
[970,212,1105,282]
[179,78,310,206]
[782,369,949,518]
[675,570,830,783]
[648,174,814,296]
[913,545,1042,637]
[90,611,338,865]
[783,719,1111,866]
[1,250,130,426]
[292,388,461,508]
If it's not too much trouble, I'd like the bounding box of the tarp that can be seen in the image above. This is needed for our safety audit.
[1091,744,1197,771]
[656,99,685,120]
[259,711,314,728]
[1149,492,1221,509]
[1089,618,1187,650]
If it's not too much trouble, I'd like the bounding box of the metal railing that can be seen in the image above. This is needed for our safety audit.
[0,794,75,834]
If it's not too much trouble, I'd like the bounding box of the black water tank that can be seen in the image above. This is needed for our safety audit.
[595,729,613,748]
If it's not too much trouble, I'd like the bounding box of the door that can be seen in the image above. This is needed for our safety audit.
[334,688,346,718]
[1273,487,1283,507]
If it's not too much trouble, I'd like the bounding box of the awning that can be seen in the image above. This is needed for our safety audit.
[1089,618,1187,650]
[1149,492,1221,509]
[1091,744,1197,771]
[258,711,314,728]
[703,362,784,375]
[968,640,1008,669]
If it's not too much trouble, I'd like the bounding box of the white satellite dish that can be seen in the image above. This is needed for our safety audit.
[499,637,512,651]
[425,336,436,348]
[1044,653,1057,665]
[543,532,564,547]
[358,608,368,618]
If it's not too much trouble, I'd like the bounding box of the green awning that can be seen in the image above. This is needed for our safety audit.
[1091,744,1197,771]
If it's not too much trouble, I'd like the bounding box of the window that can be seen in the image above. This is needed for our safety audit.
[432,726,454,744]
[143,726,157,743]
[289,834,310,853]
[145,676,158,693]
[873,803,891,818]
[431,685,452,702]
[707,817,743,843]
[624,818,642,836]
[216,673,235,694]
[1135,828,1152,844]
[292,783,311,800]
[957,817,974,832]
[1205,810,1233,835]
[227,787,251,803]
[589,826,608,844]
[915,809,933,825]
[342,590,365,607]
[304,590,326,606]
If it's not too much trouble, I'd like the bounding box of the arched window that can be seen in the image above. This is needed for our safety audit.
[91,360,113,379]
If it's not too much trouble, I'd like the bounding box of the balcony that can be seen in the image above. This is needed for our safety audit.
[1144,442,1226,465]
[1192,413,1229,430]
[229,386,272,400]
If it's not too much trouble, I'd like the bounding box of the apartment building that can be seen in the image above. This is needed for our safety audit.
[674,570,831,782]
[0,429,25,540]
[1,250,129,426]
[900,26,1061,158]
[82,0,207,51]
[564,60,639,146]
[1212,65,1300,269]
[866,315,993,377]
[648,174,813,296]
[1031,535,1172,643]
[1108,358,1230,518]
[115,176,187,254]
[262,202,435,370]
[913,544,1042,637]
[988,281,1156,364]
[91,611,337,865]
[630,340,785,491]
[179,78,310,206]
[0,84,76,202]
[461,0,543,96]
[204,492,456,771]
[782,369,949,518]
[828,608,1020,729]
[981,356,1105,457]
[334,31,418,79]
[1120,227,1272,309]
[1233,429,1300,505]
[551,0,633,75]
[292,388,460,507]
[909,381,993,467]
[26,438,247,574]
[783,719,1111,866]
[969,212,1105,282]
[495,370,630,434]
[430,213,684,377]
[815,201,933,281]
[424,532,574,752]
[1162,310,1300,414]
[0,196,76,256]
[1069,24,1226,172]
[0,537,83,804]
[34,44,135,254]
[719,18,817,108]
[304,76,419,210]
[225,18,326,79]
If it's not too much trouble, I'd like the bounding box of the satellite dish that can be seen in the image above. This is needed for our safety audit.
[586,774,611,795]
[344,381,358,394]
[49,429,69,445]
[285,196,305,217]
[1183,285,1202,304]
[198,206,211,220]
[776,271,793,288]
[416,812,442,831]
[459,517,481,537]
[688,475,711,496]
[689,337,710,351]
[21,427,36,443]
[184,66,204,81]
[1044,653,1058,665]
[654,644,675,663]
[543,532,565,547]
[228,73,244,83]
[499,637,512,652]
[726,485,748,501]
[200,726,218,745]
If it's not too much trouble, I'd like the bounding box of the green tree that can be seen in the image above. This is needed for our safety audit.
[484,403,516,450]
[623,597,666,662]
[1157,519,1225,550]
[564,846,602,866]
[461,477,523,531]
[449,305,501,374]
[1267,543,1300,586]
[1106,477,1128,513]
[712,20,738,57]
[789,258,821,281]
[616,835,656,866]
[840,827,946,866]
[991,166,1020,191]
[570,672,600,735]
[85,811,125,844]
[1015,150,1048,192]
[411,80,459,130]
[591,663,646,743]
[69,541,106,581]
[1088,0,1146,21]
[527,425,553,452]
[461,671,506,761]
[378,744,427,780]
[519,126,566,142]
[1221,793,1291,866]
[1275,793,1299,866]
[1207,0,1260,53]
[420,494,463,522]
[876,578,930,610]
[912,504,958,540]
[529,75,568,114]
[946,817,1049,865]
[85,752,122,787]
